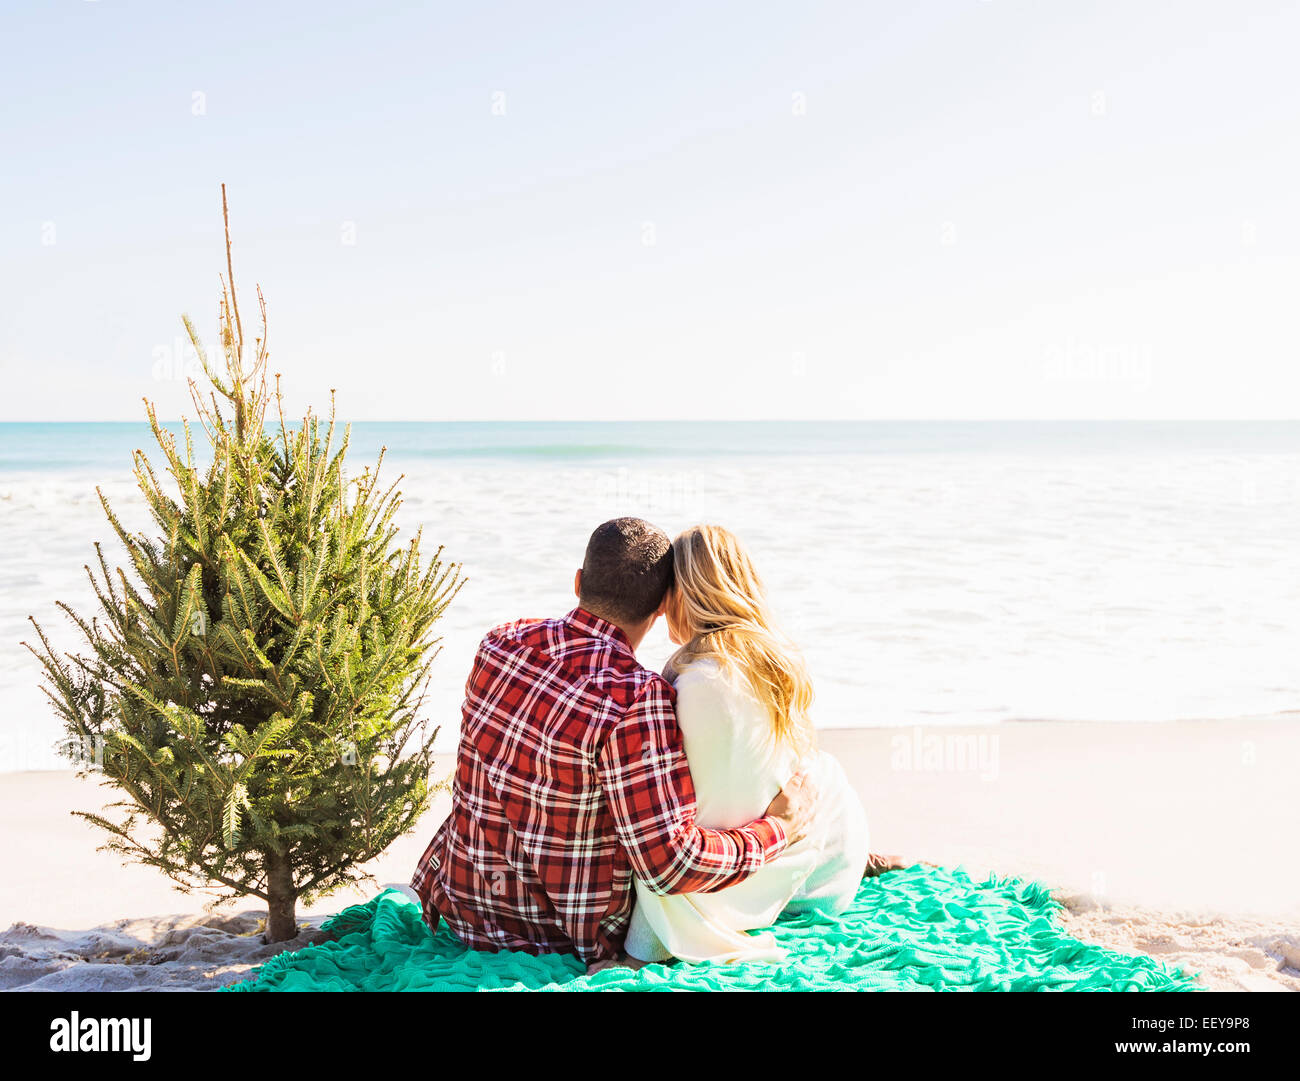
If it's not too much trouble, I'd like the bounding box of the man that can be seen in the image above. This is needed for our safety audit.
[411,517,816,967]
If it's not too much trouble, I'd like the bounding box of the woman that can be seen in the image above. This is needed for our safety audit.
[624,524,873,964]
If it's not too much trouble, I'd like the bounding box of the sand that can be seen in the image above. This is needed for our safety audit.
[1,719,1296,992]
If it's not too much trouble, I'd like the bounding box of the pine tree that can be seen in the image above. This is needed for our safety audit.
[25,187,463,942]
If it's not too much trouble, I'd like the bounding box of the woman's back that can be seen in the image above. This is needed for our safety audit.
[672,658,799,830]
[624,657,870,964]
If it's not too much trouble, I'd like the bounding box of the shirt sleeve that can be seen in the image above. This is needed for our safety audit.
[597,677,788,896]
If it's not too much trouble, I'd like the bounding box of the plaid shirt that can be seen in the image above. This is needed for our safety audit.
[410,607,788,963]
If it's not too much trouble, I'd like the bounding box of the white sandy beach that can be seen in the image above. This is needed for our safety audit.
[1,719,1296,992]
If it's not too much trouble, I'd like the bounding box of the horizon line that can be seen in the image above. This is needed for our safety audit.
[3,417,1300,426]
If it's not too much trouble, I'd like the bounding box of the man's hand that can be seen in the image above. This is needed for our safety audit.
[764,770,818,846]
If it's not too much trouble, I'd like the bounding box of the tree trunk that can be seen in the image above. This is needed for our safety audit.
[265,852,297,943]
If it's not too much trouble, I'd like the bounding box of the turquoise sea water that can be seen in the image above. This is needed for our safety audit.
[2,420,1298,771]
[3,419,1299,471]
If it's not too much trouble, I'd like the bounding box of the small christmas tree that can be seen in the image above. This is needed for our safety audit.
[26,187,462,941]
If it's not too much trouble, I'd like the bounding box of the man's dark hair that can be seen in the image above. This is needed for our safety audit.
[578,517,674,626]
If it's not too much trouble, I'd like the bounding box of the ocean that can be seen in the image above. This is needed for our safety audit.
[2,420,1297,771]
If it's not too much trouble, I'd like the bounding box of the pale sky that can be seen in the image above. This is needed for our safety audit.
[2,1,1297,422]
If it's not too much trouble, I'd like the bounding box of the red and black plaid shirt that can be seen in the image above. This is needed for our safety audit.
[410,607,788,963]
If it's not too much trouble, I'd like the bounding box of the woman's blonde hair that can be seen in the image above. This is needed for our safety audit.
[664,525,815,757]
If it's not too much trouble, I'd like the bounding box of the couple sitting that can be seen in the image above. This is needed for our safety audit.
[410,517,886,969]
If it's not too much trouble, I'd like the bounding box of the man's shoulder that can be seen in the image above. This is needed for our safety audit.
[480,614,584,657]
[479,614,670,710]
[481,615,550,649]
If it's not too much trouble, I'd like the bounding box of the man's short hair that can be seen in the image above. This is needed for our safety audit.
[579,518,674,626]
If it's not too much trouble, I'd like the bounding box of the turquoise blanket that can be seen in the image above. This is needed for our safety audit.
[226,866,1200,992]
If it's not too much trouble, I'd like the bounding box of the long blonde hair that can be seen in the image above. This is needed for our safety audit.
[664,525,815,757]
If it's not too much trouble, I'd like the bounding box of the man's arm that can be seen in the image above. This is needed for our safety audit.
[596,678,805,897]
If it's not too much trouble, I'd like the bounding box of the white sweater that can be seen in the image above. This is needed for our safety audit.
[624,658,870,964]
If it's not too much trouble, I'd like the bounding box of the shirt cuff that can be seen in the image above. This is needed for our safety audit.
[747,815,789,863]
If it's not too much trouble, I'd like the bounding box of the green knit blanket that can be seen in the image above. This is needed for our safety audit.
[226,866,1201,992]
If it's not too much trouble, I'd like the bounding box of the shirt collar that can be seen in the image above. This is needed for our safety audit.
[565,607,635,655]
